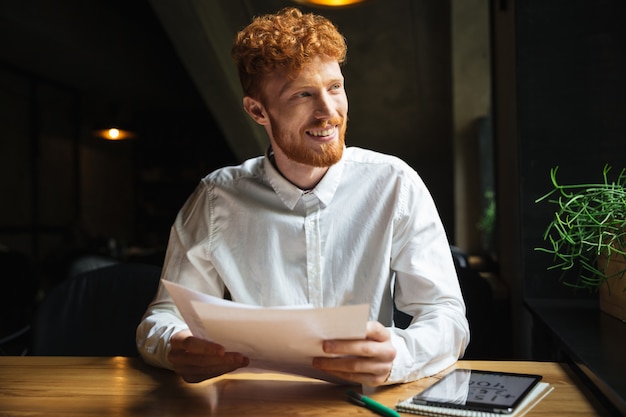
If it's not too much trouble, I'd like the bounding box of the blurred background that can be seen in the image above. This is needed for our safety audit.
[1,0,625,366]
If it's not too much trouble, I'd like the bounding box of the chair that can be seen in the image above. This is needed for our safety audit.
[393,246,495,358]
[449,246,495,359]
[0,250,39,355]
[66,254,119,279]
[31,263,161,356]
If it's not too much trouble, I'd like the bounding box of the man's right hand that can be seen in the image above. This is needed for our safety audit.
[167,330,250,383]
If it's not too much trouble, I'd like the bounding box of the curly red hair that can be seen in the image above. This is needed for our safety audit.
[231,7,347,98]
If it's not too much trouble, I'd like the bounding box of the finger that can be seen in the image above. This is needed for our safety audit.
[179,336,226,356]
[322,321,392,357]
[323,338,395,361]
[323,339,373,356]
[313,355,390,375]
[170,331,226,356]
[364,321,391,342]
[312,357,391,386]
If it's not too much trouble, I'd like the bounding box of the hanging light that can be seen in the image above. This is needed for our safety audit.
[292,0,367,7]
[92,102,138,141]
[93,127,136,141]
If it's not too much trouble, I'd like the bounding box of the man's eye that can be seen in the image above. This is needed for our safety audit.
[331,83,342,90]
[297,91,311,98]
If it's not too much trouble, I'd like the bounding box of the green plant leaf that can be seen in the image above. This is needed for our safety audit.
[535,164,626,290]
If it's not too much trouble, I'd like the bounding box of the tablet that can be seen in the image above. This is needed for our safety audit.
[410,369,542,414]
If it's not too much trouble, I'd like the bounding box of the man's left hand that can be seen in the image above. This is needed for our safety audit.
[312,321,396,386]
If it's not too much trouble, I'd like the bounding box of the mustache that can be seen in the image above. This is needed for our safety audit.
[308,117,345,129]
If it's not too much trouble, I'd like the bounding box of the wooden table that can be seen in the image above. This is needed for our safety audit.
[0,357,611,416]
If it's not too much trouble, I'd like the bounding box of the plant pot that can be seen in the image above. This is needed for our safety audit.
[598,255,626,322]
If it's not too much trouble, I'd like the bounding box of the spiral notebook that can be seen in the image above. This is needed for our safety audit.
[396,369,554,417]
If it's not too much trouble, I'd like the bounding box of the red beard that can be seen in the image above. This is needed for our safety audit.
[273,117,347,167]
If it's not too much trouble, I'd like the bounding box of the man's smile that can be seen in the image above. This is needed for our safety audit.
[306,125,338,140]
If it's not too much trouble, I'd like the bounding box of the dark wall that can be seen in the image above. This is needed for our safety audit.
[516,0,626,299]
[0,1,238,270]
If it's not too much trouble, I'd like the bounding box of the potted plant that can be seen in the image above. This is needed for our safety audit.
[535,164,626,321]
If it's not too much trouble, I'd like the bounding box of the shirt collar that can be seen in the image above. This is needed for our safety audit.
[263,147,345,210]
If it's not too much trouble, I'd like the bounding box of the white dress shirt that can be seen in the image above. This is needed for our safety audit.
[136,146,469,384]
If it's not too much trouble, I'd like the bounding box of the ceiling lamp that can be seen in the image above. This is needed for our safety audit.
[93,127,136,141]
[92,103,137,141]
[293,0,367,7]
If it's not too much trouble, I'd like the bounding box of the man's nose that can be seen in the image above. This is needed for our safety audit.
[313,92,334,119]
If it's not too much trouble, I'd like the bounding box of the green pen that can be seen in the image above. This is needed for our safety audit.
[346,389,402,417]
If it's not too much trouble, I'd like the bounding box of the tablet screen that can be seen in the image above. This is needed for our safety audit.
[411,369,542,413]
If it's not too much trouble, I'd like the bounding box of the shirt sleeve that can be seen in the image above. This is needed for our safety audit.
[136,181,224,369]
[384,170,470,384]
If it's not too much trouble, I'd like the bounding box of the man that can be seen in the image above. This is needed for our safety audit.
[137,7,469,387]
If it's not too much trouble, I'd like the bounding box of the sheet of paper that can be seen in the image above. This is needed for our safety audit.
[162,280,370,381]
[161,280,215,340]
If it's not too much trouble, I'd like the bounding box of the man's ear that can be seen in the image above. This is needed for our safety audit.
[243,96,268,126]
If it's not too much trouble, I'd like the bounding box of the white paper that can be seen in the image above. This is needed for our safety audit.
[161,280,214,340]
[162,280,370,381]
